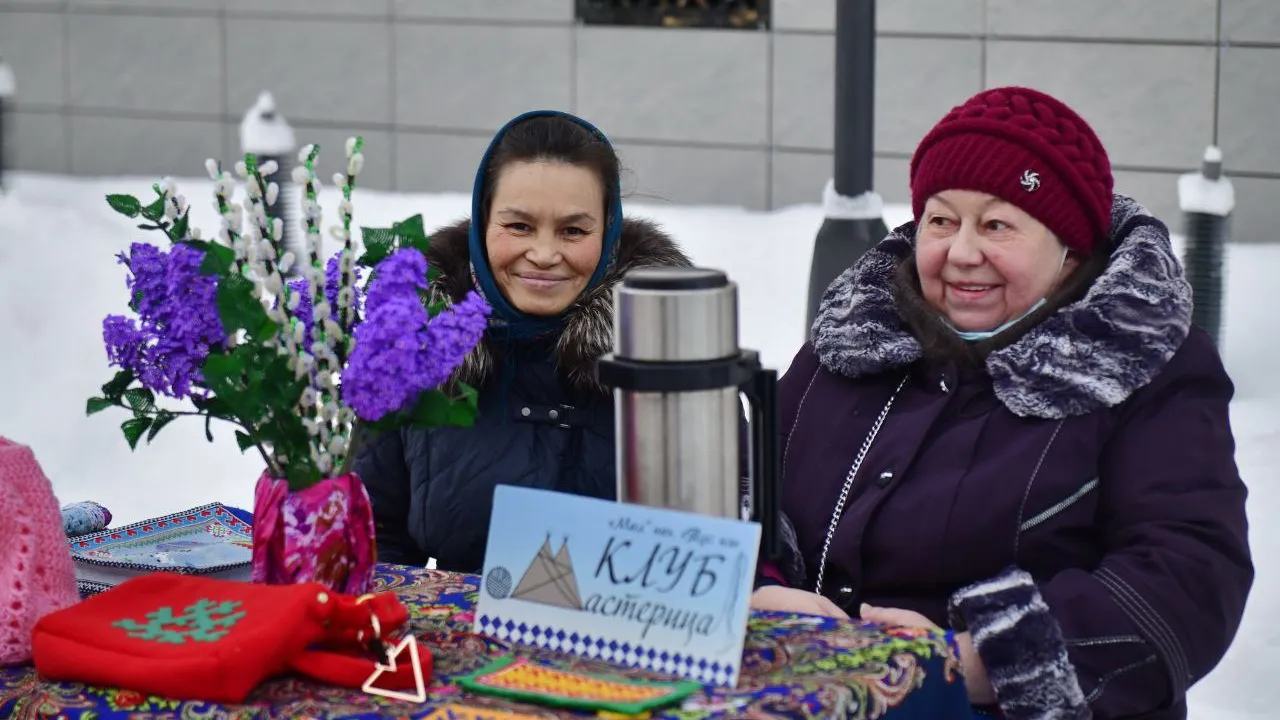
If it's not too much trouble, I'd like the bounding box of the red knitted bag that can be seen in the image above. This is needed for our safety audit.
[32,573,431,703]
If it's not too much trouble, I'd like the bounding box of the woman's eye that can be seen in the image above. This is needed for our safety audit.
[985,219,1009,232]
[506,222,532,233]
[928,215,953,227]
[563,226,587,237]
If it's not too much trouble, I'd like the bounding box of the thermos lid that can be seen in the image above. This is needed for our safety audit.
[612,266,739,363]
[622,267,728,291]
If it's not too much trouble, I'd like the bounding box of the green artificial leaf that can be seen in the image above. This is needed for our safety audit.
[146,410,178,442]
[199,354,247,419]
[123,388,155,415]
[198,242,236,276]
[191,394,233,418]
[171,212,190,241]
[408,390,462,428]
[85,397,115,415]
[106,194,142,218]
[357,226,396,267]
[216,274,276,342]
[258,358,307,412]
[394,215,428,245]
[121,416,152,450]
[201,353,242,385]
[447,386,480,426]
[455,381,479,407]
[140,195,167,222]
[234,430,256,452]
[101,370,135,400]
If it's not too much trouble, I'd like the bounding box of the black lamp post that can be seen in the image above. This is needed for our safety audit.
[1178,146,1235,346]
[805,0,887,329]
[0,56,14,194]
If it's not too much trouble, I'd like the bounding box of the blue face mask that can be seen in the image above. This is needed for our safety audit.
[942,247,1068,343]
[945,298,1048,341]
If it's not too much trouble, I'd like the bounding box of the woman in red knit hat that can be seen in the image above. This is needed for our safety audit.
[753,87,1252,720]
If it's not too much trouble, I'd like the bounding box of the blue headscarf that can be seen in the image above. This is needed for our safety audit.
[467,110,625,342]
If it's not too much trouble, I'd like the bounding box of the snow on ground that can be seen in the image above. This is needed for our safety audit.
[0,172,1275,717]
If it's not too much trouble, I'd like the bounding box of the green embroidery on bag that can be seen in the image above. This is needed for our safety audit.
[113,599,246,643]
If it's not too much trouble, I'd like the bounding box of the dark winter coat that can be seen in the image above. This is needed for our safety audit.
[775,195,1252,720]
[354,217,691,574]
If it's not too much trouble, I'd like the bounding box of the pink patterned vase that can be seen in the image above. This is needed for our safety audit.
[250,471,377,595]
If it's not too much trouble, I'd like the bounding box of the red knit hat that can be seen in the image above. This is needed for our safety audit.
[909,87,1114,254]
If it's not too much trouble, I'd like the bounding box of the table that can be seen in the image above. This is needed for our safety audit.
[0,565,974,719]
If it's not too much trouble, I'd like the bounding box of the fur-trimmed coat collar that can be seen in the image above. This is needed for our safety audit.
[425,217,691,392]
[811,194,1193,419]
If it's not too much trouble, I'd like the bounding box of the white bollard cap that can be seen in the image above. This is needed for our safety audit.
[1178,146,1235,217]
[240,90,296,155]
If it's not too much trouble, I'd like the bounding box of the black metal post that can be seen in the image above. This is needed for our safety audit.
[805,0,887,329]
[0,56,14,194]
[240,91,299,275]
[1179,146,1234,346]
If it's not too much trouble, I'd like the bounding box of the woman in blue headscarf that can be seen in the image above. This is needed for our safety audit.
[354,111,691,572]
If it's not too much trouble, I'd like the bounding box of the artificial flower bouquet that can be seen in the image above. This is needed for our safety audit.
[85,138,491,593]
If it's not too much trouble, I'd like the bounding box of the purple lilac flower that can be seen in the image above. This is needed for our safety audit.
[280,251,364,343]
[102,315,145,370]
[327,251,364,321]
[418,291,491,389]
[286,277,314,337]
[101,242,225,398]
[343,249,491,422]
[362,247,426,313]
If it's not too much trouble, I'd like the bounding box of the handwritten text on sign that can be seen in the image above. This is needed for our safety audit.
[475,486,761,687]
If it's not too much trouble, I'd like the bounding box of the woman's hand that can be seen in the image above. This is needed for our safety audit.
[860,604,996,705]
[750,586,850,619]
[858,604,936,629]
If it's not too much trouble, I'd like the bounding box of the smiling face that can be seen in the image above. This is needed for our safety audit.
[915,189,1079,332]
[484,160,606,316]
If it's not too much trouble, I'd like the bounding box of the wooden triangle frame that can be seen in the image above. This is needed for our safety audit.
[361,634,427,703]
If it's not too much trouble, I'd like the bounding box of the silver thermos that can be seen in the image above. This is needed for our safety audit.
[596,267,781,560]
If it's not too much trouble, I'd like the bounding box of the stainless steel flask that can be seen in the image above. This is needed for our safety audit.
[595,267,780,559]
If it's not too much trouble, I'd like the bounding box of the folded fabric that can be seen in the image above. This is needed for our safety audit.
[0,438,80,666]
[33,573,431,703]
[61,501,112,536]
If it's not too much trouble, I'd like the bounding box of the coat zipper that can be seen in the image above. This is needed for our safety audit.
[813,376,909,596]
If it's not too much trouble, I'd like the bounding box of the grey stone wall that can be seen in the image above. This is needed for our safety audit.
[1,0,1275,241]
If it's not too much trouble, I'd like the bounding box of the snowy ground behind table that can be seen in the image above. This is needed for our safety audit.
[0,172,1275,718]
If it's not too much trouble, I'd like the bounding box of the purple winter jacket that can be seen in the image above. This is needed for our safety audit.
[774,196,1252,720]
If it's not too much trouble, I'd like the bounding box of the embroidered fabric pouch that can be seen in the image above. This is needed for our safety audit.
[455,656,700,716]
[32,572,429,703]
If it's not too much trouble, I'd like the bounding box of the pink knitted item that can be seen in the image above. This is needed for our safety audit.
[0,438,80,666]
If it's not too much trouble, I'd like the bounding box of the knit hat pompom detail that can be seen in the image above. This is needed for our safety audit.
[909,87,1114,254]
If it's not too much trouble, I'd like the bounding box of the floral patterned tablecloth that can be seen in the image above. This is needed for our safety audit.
[0,565,973,719]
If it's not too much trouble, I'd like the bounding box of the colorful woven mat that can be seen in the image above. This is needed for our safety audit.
[0,564,972,719]
[456,657,699,715]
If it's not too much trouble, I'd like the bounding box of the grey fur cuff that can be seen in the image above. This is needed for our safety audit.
[948,568,1090,720]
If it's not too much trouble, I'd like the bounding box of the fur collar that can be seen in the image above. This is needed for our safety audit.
[811,195,1193,419]
[425,217,691,392]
